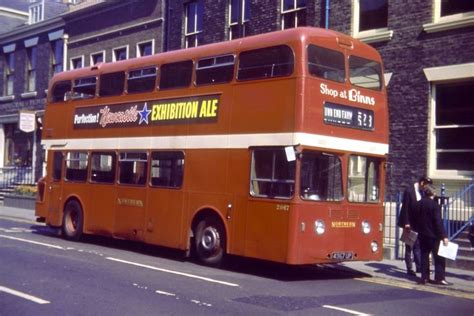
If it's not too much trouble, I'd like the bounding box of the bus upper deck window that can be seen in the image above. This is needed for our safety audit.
[237,45,294,81]
[73,76,97,99]
[307,45,345,83]
[159,60,193,89]
[51,80,72,103]
[128,67,157,93]
[196,55,234,85]
[99,71,125,97]
[349,56,382,90]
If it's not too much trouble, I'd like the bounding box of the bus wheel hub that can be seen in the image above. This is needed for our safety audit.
[201,227,220,251]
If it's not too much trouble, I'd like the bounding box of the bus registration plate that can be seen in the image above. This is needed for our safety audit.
[331,251,354,260]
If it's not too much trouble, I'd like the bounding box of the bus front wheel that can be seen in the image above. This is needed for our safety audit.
[62,200,84,241]
[194,217,226,267]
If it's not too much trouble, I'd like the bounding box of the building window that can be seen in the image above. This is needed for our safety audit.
[91,51,105,65]
[4,52,15,96]
[26,46,37,92]
[185,0,204,48]
[433,81,474,172]
[29,2,44,24]
[352,0,393,43]
[137,41,154,57]
[281,0,306,30]
[424,63,474,178]
[70,56,84,69]
[423,0,474,33]
[51,39,63,74]
[113,46,128,61]
[229,0,250,40]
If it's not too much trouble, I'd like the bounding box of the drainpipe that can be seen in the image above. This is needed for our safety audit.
[325,0,330,29]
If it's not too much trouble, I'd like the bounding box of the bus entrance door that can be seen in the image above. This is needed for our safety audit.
[46,151,64,226]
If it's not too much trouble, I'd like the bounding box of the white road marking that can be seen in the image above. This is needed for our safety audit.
[0,227,33,233]
[323,305,372,315]
[0,235,65,250]
[155,290,177,297]
[0,286,50,305]
[105,257,239,287]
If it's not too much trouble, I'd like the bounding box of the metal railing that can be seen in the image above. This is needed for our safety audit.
[384,182,474,260]
[442,182,474,240]
[0,167,35,189]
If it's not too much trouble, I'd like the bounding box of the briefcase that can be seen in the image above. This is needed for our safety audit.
[400,229,418,247]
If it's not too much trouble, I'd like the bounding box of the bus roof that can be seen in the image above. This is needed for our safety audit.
[51,27,382,85]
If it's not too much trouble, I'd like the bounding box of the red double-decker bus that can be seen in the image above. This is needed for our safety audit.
[36,27,388,266]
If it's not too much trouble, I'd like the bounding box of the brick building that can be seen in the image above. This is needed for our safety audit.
[0,0,68,181]
[166,0,474,194]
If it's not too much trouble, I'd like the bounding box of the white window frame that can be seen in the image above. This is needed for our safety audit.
[136,40,155,57]
[29,1,44,24]
[26,46,37,93]
[351,0,393,43]
[423,0,474,33]
[113,45,129,62]
[281,0,306,30]
[4,52,15,96]
[70,55,84,70]
[90,50,105,65]
[424,63,474,180]
[228,0,250,40]
[185,1,203,48]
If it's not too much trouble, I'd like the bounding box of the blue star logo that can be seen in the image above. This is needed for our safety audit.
[138,103,151,125]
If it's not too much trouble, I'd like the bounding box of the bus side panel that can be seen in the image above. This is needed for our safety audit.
[244,200,290,263]
[145,189,185,249]
[225,149,251,256]
[230,79,296,134]
[86,183,116,236]
[114,186,147,241]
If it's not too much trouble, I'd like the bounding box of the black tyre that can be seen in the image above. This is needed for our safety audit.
[194,217,226,267]
[62,200,84,241]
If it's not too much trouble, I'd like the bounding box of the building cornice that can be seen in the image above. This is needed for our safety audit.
[0,17,64,45]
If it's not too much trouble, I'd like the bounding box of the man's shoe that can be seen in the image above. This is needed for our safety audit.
[434,280,450,286]
[407,270,416,276]
[418,279,429,285]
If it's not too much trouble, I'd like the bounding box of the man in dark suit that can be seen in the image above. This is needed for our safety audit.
[398,176,433,276]
[416,185,449,285]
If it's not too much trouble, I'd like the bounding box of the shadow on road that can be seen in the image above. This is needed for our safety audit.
[30,224,370,282]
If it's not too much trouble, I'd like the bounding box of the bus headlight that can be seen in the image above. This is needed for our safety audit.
[371,241,379,253]
[361,221,371,234]
[314,220,325,235]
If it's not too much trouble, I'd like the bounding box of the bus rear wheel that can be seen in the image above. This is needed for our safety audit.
[62,200,84,241]
[194,217,226,267]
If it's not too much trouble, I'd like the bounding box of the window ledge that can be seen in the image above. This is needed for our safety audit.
[423,15,474,33]
[355,28,394,44]
[0,95,15,102]
[21,91,38,99]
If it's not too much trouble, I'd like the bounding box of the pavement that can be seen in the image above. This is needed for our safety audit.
[1,204,473,299]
